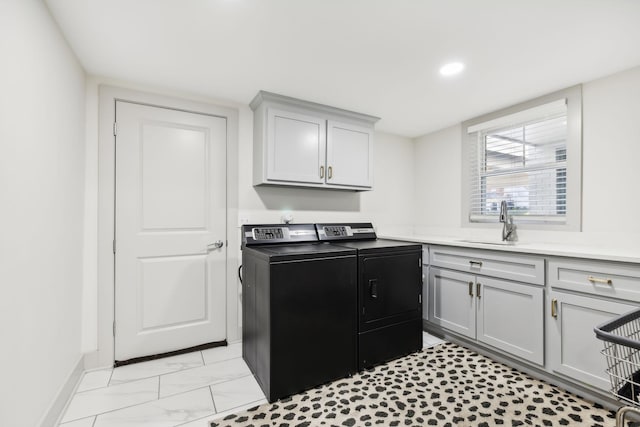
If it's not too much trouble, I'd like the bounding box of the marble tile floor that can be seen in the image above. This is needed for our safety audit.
[58,332,446,427]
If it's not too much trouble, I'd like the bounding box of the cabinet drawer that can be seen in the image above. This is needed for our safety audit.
[548,258,640,302]
[430,246,544,286]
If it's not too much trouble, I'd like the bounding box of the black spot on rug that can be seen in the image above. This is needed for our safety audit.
[211,342,617,426]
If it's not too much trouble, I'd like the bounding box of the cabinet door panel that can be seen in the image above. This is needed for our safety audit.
[548,291,636,391]
[326,120,373,188]
[422,266,429,321]
[477,277,544,365]
[429,268,476,339]
[267,108,326,184]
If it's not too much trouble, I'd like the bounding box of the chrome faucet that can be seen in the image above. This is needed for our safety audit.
[499,200,517,242]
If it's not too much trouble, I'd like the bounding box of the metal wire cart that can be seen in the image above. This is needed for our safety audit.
[595,308,640,426]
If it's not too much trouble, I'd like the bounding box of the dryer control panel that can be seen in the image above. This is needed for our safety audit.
[316,223,377,241]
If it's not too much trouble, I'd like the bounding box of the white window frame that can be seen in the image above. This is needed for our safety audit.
[461,85,582,231]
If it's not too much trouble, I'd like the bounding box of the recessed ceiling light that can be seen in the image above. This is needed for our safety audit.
[439,62,465,76]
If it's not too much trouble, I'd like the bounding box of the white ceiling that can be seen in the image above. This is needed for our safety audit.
[45,0,640,137]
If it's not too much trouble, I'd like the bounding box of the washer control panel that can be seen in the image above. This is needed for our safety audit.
[242,223,318,246]
[253,227,285,240]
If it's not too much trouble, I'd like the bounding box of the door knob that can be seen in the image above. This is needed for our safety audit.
[207,240,224,252]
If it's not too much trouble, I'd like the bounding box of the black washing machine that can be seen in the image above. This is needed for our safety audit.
[316,223,423,370]
[241,223,357,402]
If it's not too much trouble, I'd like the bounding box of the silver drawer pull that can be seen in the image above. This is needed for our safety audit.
[469,260,483,268]
[588,276,613,285]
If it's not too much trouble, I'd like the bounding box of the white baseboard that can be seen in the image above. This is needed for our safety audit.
[83,349,101,370]
[39,354,84,427]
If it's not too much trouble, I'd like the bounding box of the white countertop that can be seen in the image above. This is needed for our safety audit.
[379,233,640,264]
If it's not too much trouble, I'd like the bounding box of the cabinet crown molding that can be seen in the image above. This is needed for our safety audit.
[250,90,380,124]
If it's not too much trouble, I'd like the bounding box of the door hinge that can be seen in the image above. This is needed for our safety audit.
[112,321,116,337]
[112,239,116,254]
[113,122,117,136]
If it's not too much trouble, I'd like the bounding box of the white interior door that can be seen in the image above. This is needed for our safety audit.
[115,101,227,361]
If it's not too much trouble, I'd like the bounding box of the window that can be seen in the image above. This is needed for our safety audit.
[461,86,582,230]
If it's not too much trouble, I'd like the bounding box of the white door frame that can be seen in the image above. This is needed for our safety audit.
[97,85,239,368]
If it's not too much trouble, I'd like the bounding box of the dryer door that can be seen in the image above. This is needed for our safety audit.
[359,250,422,331]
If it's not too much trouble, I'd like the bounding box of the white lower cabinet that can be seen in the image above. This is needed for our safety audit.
[548,290,637,390]
[422,266,429,321]
[422,246,429,321]
[424,245,640,397]
[430,268,476,338]
[429,266,544,365]
[477,276,544,365]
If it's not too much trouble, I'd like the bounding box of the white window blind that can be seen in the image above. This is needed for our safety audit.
[466,98,569,224]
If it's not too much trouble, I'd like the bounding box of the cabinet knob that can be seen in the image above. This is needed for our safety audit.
[468,281,474,297]
[320,165,325,179]
[551,298,558,318]
[328,166,333,179]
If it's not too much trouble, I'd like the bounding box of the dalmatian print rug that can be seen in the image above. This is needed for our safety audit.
[211,342,618,426]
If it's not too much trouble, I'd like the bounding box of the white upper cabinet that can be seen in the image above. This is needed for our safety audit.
[251,91,379,191]
[266,108,326,184]
[326,120,373,188]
